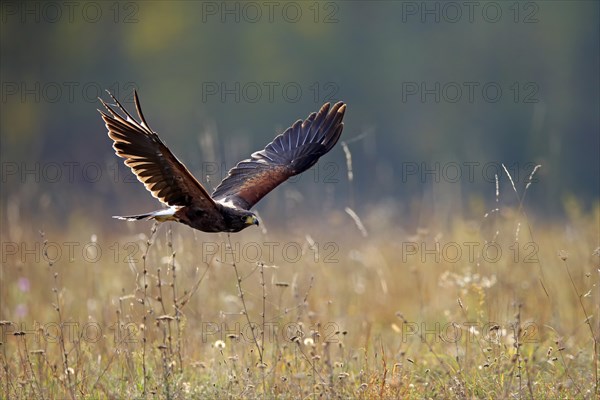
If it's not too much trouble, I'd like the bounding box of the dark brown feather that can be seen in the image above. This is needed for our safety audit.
[99,91,217,211]
[212,102,346,210]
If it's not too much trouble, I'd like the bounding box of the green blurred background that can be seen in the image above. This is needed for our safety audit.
[1,1,598,232]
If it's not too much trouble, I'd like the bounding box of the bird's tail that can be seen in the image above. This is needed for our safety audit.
[113,207,178,222]
[113,213,154,221]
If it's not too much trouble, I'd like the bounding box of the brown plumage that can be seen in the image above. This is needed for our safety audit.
[99,90,346,233]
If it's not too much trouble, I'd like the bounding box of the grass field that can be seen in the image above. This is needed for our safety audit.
[1,191,599,399]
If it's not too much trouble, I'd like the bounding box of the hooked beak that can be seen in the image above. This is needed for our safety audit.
[245,215,259,226]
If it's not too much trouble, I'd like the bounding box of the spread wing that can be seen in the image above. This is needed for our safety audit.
[99,90,217,210]
[212,102,346,210]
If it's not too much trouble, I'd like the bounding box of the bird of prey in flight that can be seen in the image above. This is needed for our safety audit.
[99,91,346,233]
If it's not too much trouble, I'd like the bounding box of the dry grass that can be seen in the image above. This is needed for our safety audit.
[1,196,599,399]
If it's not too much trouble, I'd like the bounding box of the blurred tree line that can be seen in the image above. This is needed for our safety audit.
[1,1,598,230]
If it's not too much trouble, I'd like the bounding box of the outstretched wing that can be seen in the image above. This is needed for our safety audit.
[212,102,346,210]
[99,90,217,210]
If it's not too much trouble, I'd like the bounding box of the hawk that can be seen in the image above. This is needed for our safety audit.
[99,91,346,233]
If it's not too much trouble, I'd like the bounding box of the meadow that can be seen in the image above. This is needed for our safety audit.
[1,1,598,398]
[1,180,599,399]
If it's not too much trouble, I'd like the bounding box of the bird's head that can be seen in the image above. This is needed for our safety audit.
[243,213,259,227]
